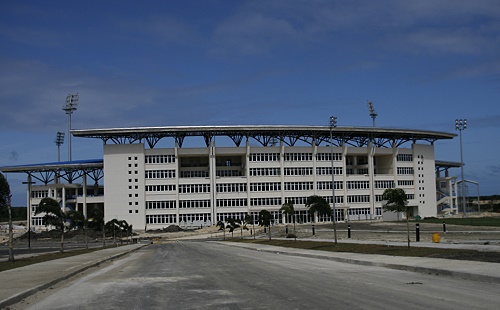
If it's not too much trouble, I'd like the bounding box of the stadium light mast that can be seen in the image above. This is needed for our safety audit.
[55,131,65,162]
[63,93,79,161]
[455,119,467,217]
[329,116,338,244]
[367,101,377,127]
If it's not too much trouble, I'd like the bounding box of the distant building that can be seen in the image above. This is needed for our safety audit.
[1,125,460,231]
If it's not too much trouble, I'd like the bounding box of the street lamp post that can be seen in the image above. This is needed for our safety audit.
[63,93,79,161]
[329,116,338,244]
[22,176,36,249]
[455,119,467,217]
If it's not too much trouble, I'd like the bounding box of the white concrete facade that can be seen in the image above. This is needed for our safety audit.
[102,141,438,230]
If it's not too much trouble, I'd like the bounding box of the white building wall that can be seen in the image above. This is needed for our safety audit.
[102,142,439,230]
[104,143,146,229]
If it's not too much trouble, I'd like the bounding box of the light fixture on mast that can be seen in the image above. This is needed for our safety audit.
[55,131,65,162]
[62,93,79,161]
[367,101,377,127]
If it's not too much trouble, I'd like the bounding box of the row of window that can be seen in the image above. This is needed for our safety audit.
[146,200,176,209]
[145,170,176,179]
[397,154,413,162]
[397,167,414,175]
[217,183,247,193]
[217,198,247,207]
[178,184,210,194]
[179,200,210,208]
[145,155,176,164]
[250,152,344,162]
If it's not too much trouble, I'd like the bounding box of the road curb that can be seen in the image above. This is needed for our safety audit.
[214,241,500,284]
[0,244,147,309]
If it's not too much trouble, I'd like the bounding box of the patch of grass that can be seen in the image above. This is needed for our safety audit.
[0,245,121,272]
[231,239,500,263]
[418,217,500,227]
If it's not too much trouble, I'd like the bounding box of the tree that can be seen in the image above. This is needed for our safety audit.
[88,206,106,247]
[67,210,89,249]
[0,173,15,262]
[259,210,272,241]
[226,217,240,238]
[105,219,121,245]
[306,195,332,220]
[306,195,337,244]
[244,213,255,240]
[36,197,68,253]
[216,220,227,240]
[382,188,410,248]
[280,200,296,235]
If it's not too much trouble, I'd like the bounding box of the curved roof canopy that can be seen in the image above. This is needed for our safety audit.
[72,125,456,148]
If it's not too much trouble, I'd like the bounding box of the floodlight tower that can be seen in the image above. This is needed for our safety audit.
[63,93,79,161]
[367,101,377,127]
[455,119,467,217]
[329,115,338,244]
[55,131,65,162]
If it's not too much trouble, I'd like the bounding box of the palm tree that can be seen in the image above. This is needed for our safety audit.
[0,173,14,262]
[106,219,120,245]
[226,218,240,238]
[280,200,296,235]
[37,197,67,253]
[306,195,337,244]
[259,210,272,241]
[382,188,410,248]
[216,220,227,240]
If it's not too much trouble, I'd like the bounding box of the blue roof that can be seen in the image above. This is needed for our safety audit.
[0,159,103,173]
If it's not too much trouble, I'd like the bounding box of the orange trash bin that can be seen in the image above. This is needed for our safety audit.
[432,232,440,243]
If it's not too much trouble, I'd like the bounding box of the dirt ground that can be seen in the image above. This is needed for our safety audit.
[137,220,500,245]
[3,220,500,245]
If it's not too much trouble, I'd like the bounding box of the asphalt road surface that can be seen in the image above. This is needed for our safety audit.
[18,241,500,310]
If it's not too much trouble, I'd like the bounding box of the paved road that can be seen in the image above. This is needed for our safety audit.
[17,241,500,310]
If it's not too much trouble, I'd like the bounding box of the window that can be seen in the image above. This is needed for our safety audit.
[284,153,312,161]
[397,167,414,175]
[375,181,395,189]
[216,183,247,193]
[146,200,177,209]
[316,153,342,161]
[179,200,210,208]
[397,154,413,162]
[145,155,176,164]
[316,167,343,175]
[249,168,280,176]
[347,181,370,190]
[317,181,343,190]
[249,153,280,162]
[250,182,281,192]
[179,184,211,194]
[284,182,313,191]
[145,170,176,179]
[284,167,313,176]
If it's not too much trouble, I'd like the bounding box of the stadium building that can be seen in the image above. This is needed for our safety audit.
[0,125,461,231]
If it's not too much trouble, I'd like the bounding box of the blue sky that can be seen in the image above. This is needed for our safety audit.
[1,0,499,205]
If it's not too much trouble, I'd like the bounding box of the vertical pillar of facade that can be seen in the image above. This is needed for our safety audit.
[368,141,376,219]
[245,140,251,221]
[341,141,348,219]
[279,140,285,206]
[174,146,180,226]
[209,141,217,225]
[312,140,318,196]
